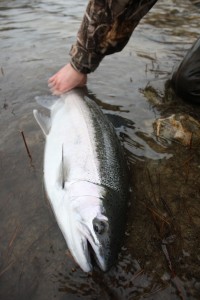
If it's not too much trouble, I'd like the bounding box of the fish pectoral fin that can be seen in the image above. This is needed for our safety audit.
[61,144,65,189]
[35,95,59,110]
[60,144,69,189]
[33,109,51,136]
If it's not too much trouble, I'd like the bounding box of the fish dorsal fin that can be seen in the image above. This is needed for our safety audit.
[35,95,59,110]
[33,109,51,136]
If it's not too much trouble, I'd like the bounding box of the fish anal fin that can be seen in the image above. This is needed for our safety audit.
[33,109,51,136]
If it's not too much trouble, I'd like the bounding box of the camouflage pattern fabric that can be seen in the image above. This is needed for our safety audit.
[70,0,158,73]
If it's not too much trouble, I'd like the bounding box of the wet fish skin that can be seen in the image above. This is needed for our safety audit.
[85,98,129,269]
[33,89,129,272]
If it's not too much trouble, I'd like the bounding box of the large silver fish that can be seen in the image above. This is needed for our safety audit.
[33,89,129,272]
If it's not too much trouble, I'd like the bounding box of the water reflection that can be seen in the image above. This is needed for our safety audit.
[0,0,200,299]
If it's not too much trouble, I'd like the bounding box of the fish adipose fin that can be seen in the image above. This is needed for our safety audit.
[33,109,51,136]
[35,95,59,110]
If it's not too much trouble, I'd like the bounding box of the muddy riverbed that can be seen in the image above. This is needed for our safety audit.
[0,0,200,299]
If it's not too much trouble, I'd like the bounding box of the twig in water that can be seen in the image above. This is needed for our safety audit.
[1,67,4,76]
[20,130,34,168]
[7,225,20,253]
[145,205,170,226]
[160,197,174,220]
[131,269,144,282]
[0,260,15,277]
[146,167,157,204]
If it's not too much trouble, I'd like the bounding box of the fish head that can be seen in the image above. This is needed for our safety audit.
[61,183,127,273]
[66,193,110,272]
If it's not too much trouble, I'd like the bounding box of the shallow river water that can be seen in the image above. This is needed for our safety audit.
[0,0,200,299]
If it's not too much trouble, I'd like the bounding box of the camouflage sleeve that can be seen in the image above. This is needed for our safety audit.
[69,0,158,74]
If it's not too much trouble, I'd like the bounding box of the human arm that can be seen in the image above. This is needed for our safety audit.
[49,0,157,94]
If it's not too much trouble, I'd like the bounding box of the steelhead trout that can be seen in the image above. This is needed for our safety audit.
[33,89,129,272]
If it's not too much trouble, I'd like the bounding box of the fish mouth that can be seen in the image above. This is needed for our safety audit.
[86,239,107,271]
[82,232,107,272]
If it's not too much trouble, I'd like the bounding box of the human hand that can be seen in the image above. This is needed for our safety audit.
[48,63,87,95]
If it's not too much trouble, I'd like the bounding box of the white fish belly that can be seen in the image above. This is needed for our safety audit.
[44,95,101,193]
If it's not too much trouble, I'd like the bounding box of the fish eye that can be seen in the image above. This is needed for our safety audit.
[93,219,106,235]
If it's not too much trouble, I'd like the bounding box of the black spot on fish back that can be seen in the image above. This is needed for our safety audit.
[84,97,129,200]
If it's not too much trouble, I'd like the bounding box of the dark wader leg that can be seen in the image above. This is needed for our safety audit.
[172,37,200,104]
